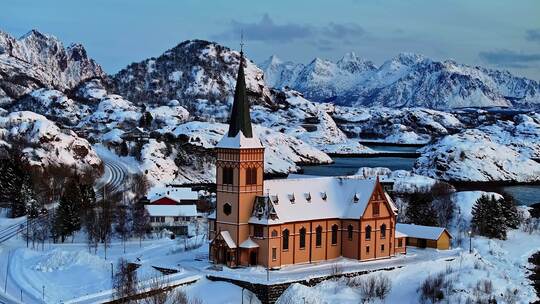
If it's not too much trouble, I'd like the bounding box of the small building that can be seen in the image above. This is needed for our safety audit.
[145,205,198,236]
[396,223,452,250]
[147,186,199,206]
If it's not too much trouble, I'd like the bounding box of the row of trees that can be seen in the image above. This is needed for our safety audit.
[471,194,520,240]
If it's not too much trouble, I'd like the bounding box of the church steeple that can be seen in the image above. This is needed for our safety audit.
[227,50,253,138]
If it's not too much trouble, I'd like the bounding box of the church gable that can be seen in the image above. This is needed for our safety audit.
[361,181,395,219]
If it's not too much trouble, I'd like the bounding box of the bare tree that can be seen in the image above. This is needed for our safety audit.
[115,204,131,253]
[130,173,149,201]
[113,258,138,302]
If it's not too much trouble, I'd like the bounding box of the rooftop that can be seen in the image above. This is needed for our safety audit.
[250,176,393,224]
[396,223,451,241]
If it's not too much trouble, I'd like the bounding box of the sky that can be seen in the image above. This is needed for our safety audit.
[1,0,539,79]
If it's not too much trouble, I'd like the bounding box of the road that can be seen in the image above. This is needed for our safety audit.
[94,152,130,201]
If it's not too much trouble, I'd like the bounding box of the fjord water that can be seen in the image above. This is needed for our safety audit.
[301,145,539,206]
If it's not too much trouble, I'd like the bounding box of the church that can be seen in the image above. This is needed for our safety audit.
[208,50,406,269]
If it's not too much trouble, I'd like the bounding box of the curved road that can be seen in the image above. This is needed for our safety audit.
[94,153,130,201]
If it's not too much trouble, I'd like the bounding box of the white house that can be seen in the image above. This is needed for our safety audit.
[145,204,198,236]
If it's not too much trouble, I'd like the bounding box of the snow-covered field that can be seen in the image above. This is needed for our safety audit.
[1,185,538,304]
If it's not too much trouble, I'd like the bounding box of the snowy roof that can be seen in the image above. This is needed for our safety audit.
[147,186,199,202]
[384,192,398,213]
[396,223,451,241]
[239,238,259,248]
[395,230,407,238]
[249,176,383,224]
[208,211,216,220]
[216,130,263,149]
[144,205,197,217]
[220,231,236,249]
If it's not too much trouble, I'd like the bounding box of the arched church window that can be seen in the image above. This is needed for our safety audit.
[380,224,387,239]
[331,224,338,245]
[365,225,372,240]
[299,227,306,249]
[315,226,323,247]
[283,229,290,250]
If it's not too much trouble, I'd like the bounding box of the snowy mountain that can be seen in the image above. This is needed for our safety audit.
[0,30,106,107]
[413,112,540,182]
[261,53,540,109]
[112,40,273,119]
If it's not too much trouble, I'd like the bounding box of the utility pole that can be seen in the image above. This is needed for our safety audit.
[468,230,472,254]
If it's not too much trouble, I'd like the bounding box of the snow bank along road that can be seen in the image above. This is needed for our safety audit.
[94,153,129,200]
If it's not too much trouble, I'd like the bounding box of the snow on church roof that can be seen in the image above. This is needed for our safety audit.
[216,130,263,149]
[239,238,259,248]
[396,223,452,241]
[220,231,236,249]
[250,176,382,224]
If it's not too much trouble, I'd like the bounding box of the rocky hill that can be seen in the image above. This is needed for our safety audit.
[0,30,105,107]
[112,40,274,120]
[261,53,540,109]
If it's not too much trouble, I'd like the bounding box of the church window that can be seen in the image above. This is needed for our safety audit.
[283,229,290,250]
[380,224,387,239]
[315,226,322,247]
[365,225,372,240]
[299,227,306,249]
[254,225,264,238]
[223,203,232,216]
[331,225,339,245]
[223,167,234,185]
[271,230,278,237]
[246,167,257,185]
[372,203,380,216]
[348,225,354,240]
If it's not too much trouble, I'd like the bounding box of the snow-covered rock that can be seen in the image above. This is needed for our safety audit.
[11,89,91,126]
[333,106,464,144]
[142,121,332,185]
[0,111,102,174]
[263,52,540,109]
[0,30,105,106]
[251,90,372,153]
[355,167,438,193]
[414,114,540,182]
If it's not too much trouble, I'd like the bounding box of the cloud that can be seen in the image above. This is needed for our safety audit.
[526,29,540,42]
[213,14,365,45]
[321,22,365,38]
[214,14,312,43]
[479,49,540,68]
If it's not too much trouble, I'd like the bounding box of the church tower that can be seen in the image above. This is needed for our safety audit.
[211,49,264,267]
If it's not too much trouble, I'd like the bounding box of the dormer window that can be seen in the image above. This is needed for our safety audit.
[304,192,311,202]
[288,193,295,203]
[270,195,279,205]
[353,193,359,203]
[321,192,327,201]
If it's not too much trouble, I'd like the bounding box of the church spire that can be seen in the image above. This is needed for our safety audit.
[226,41,253,138]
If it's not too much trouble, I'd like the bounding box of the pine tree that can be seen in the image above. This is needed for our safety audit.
[499,192,520,229]
[471,195,508,239]
[54,195,77,242]
[405,191,438,226]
